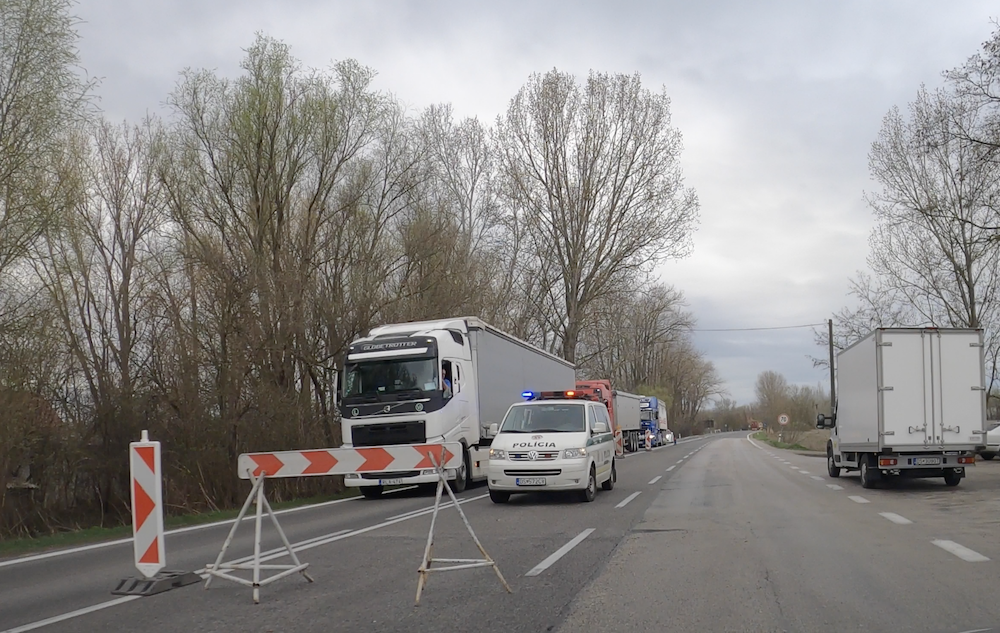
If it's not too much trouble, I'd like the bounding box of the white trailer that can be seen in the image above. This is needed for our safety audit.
[340,317,575,498]
[817,328,986,488]
[613,391,645,452]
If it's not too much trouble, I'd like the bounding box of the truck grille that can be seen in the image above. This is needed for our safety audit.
[352,421,425,447]
[509,451,559,461]
[504,469,562,476]
[361,471,419,479]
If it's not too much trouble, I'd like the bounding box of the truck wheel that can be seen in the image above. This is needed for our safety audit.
[580,465,597,502]
[601,459,617,491]
[981,452,996,461]
[448,446,469,493]
[489,489,510,503]
[827,445,841,478]
[361,485,383,499]
[944,470,962,487]
[859,455,878,489]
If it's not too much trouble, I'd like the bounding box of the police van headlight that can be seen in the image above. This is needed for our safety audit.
[562,448,588,459]
[489,448,506,460]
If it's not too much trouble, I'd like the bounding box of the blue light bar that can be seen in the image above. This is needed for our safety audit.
[521,391,535,400]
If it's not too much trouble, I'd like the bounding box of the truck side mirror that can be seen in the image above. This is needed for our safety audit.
[816,413,835,429]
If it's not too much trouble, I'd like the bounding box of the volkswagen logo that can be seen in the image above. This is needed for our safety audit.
[383,405,391,413]
[351,408,359,416]
[532,435,543,440]
[527,450,538,461]
[415,403,423,411]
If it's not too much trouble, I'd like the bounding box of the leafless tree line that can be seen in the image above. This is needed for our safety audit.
[0,8,707,536]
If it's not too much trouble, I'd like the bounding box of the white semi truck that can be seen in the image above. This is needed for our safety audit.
[817,328,986,488]
[339,317,576,498]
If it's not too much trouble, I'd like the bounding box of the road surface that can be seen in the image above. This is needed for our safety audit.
[3,433,999,632]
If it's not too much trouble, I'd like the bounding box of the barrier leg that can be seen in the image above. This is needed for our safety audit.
[205,472,264,589]
[415,472,444,605]
[261,491,314,583]
[252,474,264,604]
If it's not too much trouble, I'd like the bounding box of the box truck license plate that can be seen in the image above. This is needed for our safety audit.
[516,477,546,486]
[914,457,941,466]
[379,478,403,485]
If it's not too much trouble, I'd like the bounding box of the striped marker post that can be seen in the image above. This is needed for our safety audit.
[130,430,165,579]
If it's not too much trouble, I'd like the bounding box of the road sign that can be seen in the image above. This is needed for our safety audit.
[778,414,789,426]
[237,442,464,479]
[130,430,165,578]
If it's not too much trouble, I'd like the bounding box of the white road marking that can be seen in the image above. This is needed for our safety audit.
[790,466,799,470]
[1,493,488,633]
[879,512,913,525]
[848,495,870,504]
[525,528,596,577]
[0,493,368,570]
[799,471,810,475]
[665,465,676,472]
[1,597,141,633]
[648,476,662,485]
[615,492,642,509]
[932,540,990,562]
[811,476,824,481]
[826,484,844,490]
[678,457,686,462]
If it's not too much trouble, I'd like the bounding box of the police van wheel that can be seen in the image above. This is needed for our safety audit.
[580,466,597,502]
[489,489,510,504]
[601,459,616,491]
[361,486,383,499]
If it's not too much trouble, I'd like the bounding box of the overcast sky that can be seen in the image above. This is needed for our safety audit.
[72,0,1000,406]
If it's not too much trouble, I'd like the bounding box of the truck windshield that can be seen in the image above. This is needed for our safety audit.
[640,411,656,421]
[343,357,438,401]
[499,403,586,433]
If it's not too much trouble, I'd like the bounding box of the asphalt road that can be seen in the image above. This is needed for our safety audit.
[4,432,999,632]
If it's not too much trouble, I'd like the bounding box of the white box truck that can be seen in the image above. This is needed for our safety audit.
[817,328,986,488]
[339,317,576,498]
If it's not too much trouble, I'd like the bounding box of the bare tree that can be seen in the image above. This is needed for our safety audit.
[495,69,699,363]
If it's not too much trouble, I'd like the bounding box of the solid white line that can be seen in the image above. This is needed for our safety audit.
[1,597,141,633]
[665,465,675,472]
[827,484,844,490]
[648,476,662,485]
[879,512,913,525]
[848,495,870,504]
[811,476,824,481]
[932,540,990,562]
[615,492,642,509]
[0,493,367,570]
[524,528,596,577]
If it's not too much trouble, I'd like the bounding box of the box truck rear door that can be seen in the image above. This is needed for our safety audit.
[879,331,933,447]
[935,331,985,445]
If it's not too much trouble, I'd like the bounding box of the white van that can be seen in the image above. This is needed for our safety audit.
[486,391,617,503]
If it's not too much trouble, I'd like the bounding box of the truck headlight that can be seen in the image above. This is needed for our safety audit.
[489,448,506,460]
[562,448,588,459]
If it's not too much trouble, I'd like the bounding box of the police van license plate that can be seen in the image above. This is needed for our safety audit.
[379,478,403,485]
[914,457,941,466]
[516,477,546,486]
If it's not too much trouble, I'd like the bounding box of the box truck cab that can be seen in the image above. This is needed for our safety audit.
[340,317,575,498]
[486,390,617,503]
[817,328,986,488]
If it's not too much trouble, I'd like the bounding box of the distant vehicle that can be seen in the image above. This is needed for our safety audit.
[639,396,671,446]
[818,328,986,488]
[977,421,1000,460]
[339,317,575,498]
[486,390,616,503]
[749,420,763,432]
[575,380,644,452]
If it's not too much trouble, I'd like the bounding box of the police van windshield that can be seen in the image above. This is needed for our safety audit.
[499,403,586,433]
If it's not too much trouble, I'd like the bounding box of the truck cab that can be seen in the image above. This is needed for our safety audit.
[486,390,616,503]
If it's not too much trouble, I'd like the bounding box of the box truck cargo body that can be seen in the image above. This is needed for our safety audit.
[817,328,986,488]
[340,317,575,497]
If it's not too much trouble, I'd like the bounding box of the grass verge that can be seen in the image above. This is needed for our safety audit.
[752,431,811,452]
[0,488,359,560]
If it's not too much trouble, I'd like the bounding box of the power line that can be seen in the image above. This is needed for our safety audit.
[692,322,827,333]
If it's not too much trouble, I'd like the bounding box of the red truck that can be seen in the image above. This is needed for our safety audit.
[574,380,645,454]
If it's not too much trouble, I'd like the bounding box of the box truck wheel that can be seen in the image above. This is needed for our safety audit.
[601,459,617,491]
[361,485,383,499]
[580,465,597,502]
[827,444,840,478]
[859,455,879,489]
[448,445,469,493]
[944,470,962,487]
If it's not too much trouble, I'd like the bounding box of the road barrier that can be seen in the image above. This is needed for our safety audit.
[209,441,485,604]
[113,430,199,597]
[414,451,511,605]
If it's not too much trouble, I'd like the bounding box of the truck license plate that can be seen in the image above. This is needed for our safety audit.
[914,457,941,466]
[516,477,546,486]
[379,478,403,485]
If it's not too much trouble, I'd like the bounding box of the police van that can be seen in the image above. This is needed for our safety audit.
[486,390,617,503]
